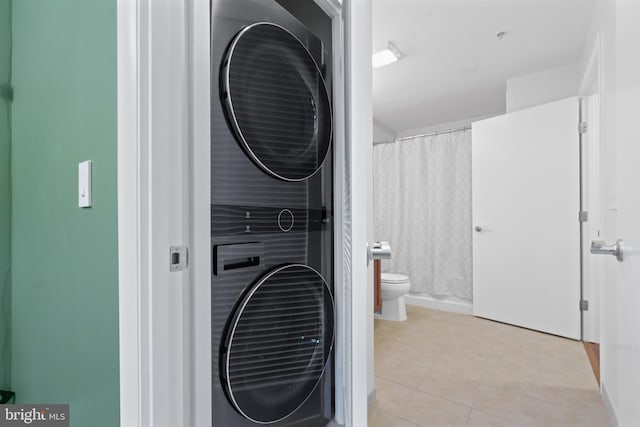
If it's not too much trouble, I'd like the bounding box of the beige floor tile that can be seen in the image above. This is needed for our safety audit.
[368,402,402,427]
[487,356,540,380]
[465,409,512,427]
[543,359,595,382]
[539,398,611,427]
[375,342,442,370]
[374,307,611,427]
[409,334,452,354]
[368,402,421,427]
[391,419,421,427]
[375,357,431,388]
[406,305,439,319]
[429,352,493,384]
[474,359,541,399]
[472,384,544,426]
[490,341,540,366]
[536,338,587,364]
[374,318,388,329]
[536,382,600,405]
[375,376,415,417]
[417,370,479,407]
[402,389,471,427]
[537,367,599,392]
[441,336,494,360]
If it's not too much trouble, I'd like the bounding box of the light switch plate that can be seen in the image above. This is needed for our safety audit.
[78,160,92,208]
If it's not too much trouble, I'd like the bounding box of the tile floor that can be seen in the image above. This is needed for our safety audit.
[369,305,611,427]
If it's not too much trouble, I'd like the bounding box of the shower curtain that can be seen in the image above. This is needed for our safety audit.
[373,129,473,299]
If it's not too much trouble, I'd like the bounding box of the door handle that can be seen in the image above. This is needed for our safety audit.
[367,241,391,266]
[474,226,486,232]
[590,239,624,262]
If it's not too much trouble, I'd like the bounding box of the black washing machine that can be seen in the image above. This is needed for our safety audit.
[211,1,334,426]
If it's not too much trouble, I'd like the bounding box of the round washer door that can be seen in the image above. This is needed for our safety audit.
[222,264,334,424]
[221,22,332,181]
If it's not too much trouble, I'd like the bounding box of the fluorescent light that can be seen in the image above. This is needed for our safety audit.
[372,42,403,69]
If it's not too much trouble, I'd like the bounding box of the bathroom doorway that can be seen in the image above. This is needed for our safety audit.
[369,0,612,425]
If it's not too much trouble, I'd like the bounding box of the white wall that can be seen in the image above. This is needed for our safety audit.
[396,113,499,139]
[579,0,618,423]
[373,118,395,142]
[506,63,580,113]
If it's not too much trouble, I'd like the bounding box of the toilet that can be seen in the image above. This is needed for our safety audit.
[380,273,411,321]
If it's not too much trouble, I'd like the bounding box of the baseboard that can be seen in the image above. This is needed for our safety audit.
[327,390,376,426]
[405,294,473,315]
[601,381,618,427]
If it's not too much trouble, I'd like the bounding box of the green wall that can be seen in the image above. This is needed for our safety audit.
[0,0,11,391]
[10,1,119,425]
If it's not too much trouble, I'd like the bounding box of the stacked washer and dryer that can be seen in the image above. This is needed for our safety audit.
[211,1,335,426]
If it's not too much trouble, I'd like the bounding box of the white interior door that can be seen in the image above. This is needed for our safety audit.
[606,1,640,423]
[472,97,581,340]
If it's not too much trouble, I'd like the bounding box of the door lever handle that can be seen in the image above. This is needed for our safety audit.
[590,239,624,262]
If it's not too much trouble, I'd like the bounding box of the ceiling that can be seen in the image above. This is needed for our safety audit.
[372,0,596,135]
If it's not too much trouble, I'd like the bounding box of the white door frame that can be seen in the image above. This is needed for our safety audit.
[343,0,372,425]
[117,0,369,425]
[118,0,193,425]
[116,0,140,422]
[580,33,605,348]
[190,0,212,424]
[579,34,604,346]
[580,94,603,345]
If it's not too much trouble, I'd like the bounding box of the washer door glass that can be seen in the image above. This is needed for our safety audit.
[222,22,332,181]
[223,264,334,423]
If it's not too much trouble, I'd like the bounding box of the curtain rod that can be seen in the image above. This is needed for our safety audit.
[374,125,471,145]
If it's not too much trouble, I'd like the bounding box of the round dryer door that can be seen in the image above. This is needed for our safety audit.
[221,22,332,181]
[222,264,334,424]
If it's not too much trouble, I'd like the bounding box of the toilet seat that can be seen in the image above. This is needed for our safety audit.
[381,273,409,284]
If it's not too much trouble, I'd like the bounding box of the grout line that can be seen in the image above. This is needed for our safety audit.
[463,404,472,426]
[375,372,476,411]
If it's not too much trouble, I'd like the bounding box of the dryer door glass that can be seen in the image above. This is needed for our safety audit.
[222,23,332,181]
[223,264,334,423]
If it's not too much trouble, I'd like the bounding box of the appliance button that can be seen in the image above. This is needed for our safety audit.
[277,209,294,232]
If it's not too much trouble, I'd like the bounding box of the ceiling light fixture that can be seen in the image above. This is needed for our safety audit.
[372,42,403,69]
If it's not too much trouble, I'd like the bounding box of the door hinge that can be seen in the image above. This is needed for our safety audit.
[170,245,189,272]
[579,122,588,134]
[580,300,589,311]
[579,211,589,223]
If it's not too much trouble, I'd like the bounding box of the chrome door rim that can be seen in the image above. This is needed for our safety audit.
[221,22,333,182]
[223,264,335,424]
